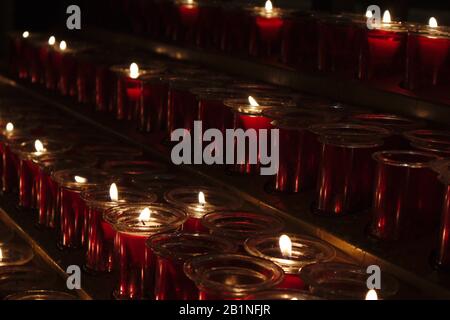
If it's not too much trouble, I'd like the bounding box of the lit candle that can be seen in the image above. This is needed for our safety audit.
[279,234,292,258]
[22,31,30,39]
[109,183,119,202]
[129,62,140,79]
[48,36,56,46]
[74,175,87,184]
[365,289,378,300]
[139,207,151,226]
[34,139,47,156]
[59,40,67,51]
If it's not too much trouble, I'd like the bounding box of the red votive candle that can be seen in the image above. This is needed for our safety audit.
[52,168,113,249]
[350,113,426,148]
[175,0,200,45]
[147,232,237,300]
[300,262,399,300]
[358,16,409,81]
[184,254,284,300]
[81,187,157,273]
[312,124,391,216]
[245,234,336,290]
[369,151,443,241]
[224,97,296,175]
[109,203,186,300]
[164,186,243,233]
[405,23,450,91]
[202,211,285,246]
[14,139,71,210]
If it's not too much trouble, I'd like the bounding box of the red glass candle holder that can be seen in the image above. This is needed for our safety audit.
[300,262,399,300]
[165,186,242,233]
[184,254,284,300]
[404,130,450,157]
[359,22,409,81]
[28,37,49,85]
[52,168,113,249]
[14,139,71,210]
[318,14,365,76]
[147,232,237,300]
[201,211,285,246]
[369,151,443,241]
[351,113,425,148]
[245,234,335,290]
[81,188,157,273]
[109,203,186,300]
[111,63,166,123]
[175,0,200,45]
[224,97,296,175]
[312,124,391,216]
[405,26,450,91]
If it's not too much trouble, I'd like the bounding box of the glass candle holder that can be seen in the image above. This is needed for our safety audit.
[311,124,390,216]
[0,244,34,267]
[318,14,365,76]
[405,25,450,91]
[224,97,296,175]
[201,211,285,246]
[184,254,284,300]
[350,113,425,148]
[131,172,195,200]
[0,266,56,299]
[404,129,450,157]
[359,21,409,81]
[52,168,113,249]
[37,37,58,87]
[246,289,321,300]
[147,232,237,300]
[369,151,442,241]
[14,139,72,210]
[111,63,166,122]
[174,0,201,45]
[4,290,78,300]
[245,234,336,290]
[28,37,50,85]
[81,187,157,273]
[109,203,186,300]
[300,262,398,300]
[34,154,98,229]
[164,186,243,233]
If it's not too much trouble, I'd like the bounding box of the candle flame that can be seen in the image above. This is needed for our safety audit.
[74,176,87,184]
[6,122,14,132]
[0,247,2,260]
[34,140,46,153]
[279,234,293,258]
[198,191,206,206]
[365,289,378,300]
[429,17,438,28]
[382,10,391,23]
[109,183,119,202]
[139,207,151,221]
[22,31,30,38]
[265,0,273,12]
[365,10,373,18]
[59,40,67,51]
[48,36,56,46]
[248,96,260,107]
[129,62,140,79]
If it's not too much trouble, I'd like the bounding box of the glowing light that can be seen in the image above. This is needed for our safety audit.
[34,140,46,153]
[22,31,30,38]
[109,183,119,202]
[365,10,373,18]
[59,40,67,51]
[139,207,152,224]
[48,36,56,46]
[198,192,206,206]
[129,63,140,79]
[265,0,273,12]
[248,96,260,107]
[382,10,391,23]
[429,17,438,28]
[6,123,14,132]
[279,234,293,258]
[365,289,378,300]
[74,176,87,184]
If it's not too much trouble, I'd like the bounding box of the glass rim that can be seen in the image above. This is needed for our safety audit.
[13,138,72,159]
[81,187,158,209]
[52,168,112,191]
[110,63,167,77]
[319,135,384,148]
[373,150,441,169]
[224,98,296,115]
[404,129,450,146]
[245,289,322,300]
[309,122,392,138]
[4,290,79,300]
[413,24,450,39]
[0,244,34,267]
[351,113,425,132]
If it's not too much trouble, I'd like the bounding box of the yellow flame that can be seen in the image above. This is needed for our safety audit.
[198,191,206,206]
[74,176,87,184]
[6,123,14,132]
[429,17,438,28]
[59,40,67,51]
[279,234,293,258]
[48,36,56,46]
[265,0,273,12]
[34,140,46,153]
[129,63,140,79]
[248,96,260,107]
[365,10,373,18]
[139,207,151,221]
[382,10,391,23]
[109,183,119,202]
[22,31,30,38]
[365,289,378,300]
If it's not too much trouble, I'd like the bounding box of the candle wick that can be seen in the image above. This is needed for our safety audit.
[141,220,146,226]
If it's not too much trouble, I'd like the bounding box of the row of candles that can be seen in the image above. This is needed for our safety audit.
[0,93,399,300]
[83,0,450,96]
